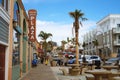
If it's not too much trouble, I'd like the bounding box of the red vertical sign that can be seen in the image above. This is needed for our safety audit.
[28,9,37,42]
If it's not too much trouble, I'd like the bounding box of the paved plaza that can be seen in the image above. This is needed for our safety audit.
[51,66,86,80]
[20,64,86,80]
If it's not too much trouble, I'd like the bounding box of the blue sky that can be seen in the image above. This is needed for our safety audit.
[22,0,120,45]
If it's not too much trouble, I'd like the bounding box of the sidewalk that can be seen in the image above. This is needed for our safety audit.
[20,64,57,80]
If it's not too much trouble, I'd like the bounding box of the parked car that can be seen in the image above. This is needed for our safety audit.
[67,58,75,64]
[104,57,120,65]
[52,57,63,66]
[86,55,102,64]
[67,55,90,64]
[67,55,102,65]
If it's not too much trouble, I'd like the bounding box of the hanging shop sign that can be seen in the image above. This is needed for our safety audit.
[28,9,37,42]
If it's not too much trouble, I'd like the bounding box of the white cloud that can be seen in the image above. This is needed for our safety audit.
[36,20,96,46]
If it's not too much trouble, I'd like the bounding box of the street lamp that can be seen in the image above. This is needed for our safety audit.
[94,30,105,61]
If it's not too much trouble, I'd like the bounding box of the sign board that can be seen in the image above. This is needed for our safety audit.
[28,9,37,42]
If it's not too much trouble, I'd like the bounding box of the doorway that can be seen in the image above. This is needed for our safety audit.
[0,44,5,80]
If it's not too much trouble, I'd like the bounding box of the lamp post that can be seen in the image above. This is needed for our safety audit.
[93,31,105,60]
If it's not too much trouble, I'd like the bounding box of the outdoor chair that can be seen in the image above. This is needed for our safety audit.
[81,67,88,75]
[112,76,120,80]
[59,68,68,76]
[85,74,95,80]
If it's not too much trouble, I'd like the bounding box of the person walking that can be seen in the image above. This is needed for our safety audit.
[45,56,49,65]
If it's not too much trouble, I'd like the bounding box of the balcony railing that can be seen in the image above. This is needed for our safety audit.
[113,28,120,34]
[114,40,120,46]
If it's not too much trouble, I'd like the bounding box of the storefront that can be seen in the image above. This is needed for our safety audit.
[12,1,21,80]
[0,0,10,80]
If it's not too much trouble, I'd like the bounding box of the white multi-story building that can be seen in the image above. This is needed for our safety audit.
[83,14,120,59]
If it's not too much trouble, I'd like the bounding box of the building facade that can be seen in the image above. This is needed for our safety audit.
[0,0,38,80]
[0,0,12,80]
[83,14,120,59]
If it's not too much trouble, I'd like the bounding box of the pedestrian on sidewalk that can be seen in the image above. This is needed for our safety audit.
[41,55,44,64]
[45,56,49,65]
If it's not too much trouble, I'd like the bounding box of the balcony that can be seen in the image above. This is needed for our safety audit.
[113,28,120,34]
[114,40,120,46]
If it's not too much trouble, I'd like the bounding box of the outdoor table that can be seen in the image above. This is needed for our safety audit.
[67,64,80,75]
[102,65,119,70]
[85,69,111,80]
[67,64,80,68]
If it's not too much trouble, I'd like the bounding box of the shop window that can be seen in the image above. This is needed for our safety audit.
[12,29,20,66]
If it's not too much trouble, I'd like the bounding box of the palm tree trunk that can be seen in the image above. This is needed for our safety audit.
[75,31,79,64]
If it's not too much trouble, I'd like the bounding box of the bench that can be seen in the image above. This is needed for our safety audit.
[81,67,88,74]
[112,76,120,80]
[85,74,95,80]
[59,68,68,76]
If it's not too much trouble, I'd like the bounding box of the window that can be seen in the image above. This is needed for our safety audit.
[0,0,2,3]
[5,0,8,11]
[117,48,120,54]
[14,2,20,22]
[0,0,8,11]
[118,35,120,43]
[12,29,20,66]
[0,0,3,6]
[12,2,21,66]
[117,24,120,27]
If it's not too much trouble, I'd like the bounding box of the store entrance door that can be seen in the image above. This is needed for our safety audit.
[0,45,5,80]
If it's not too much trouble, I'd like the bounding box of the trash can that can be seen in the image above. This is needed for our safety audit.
[94,60,101,69]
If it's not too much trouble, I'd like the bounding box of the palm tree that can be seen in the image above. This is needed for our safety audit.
[47,41,54,52]
[69,9,87,64]
[61,40,67,51]
[38,31,52,56]
[69,37,75,49]
[67,37,71,43]
[93,39,99,55]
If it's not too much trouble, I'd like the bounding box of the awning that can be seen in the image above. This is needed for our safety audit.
[15,26,22,34]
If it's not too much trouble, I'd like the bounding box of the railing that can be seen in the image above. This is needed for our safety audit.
[114,40,120,45]
[113,28,120,34]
